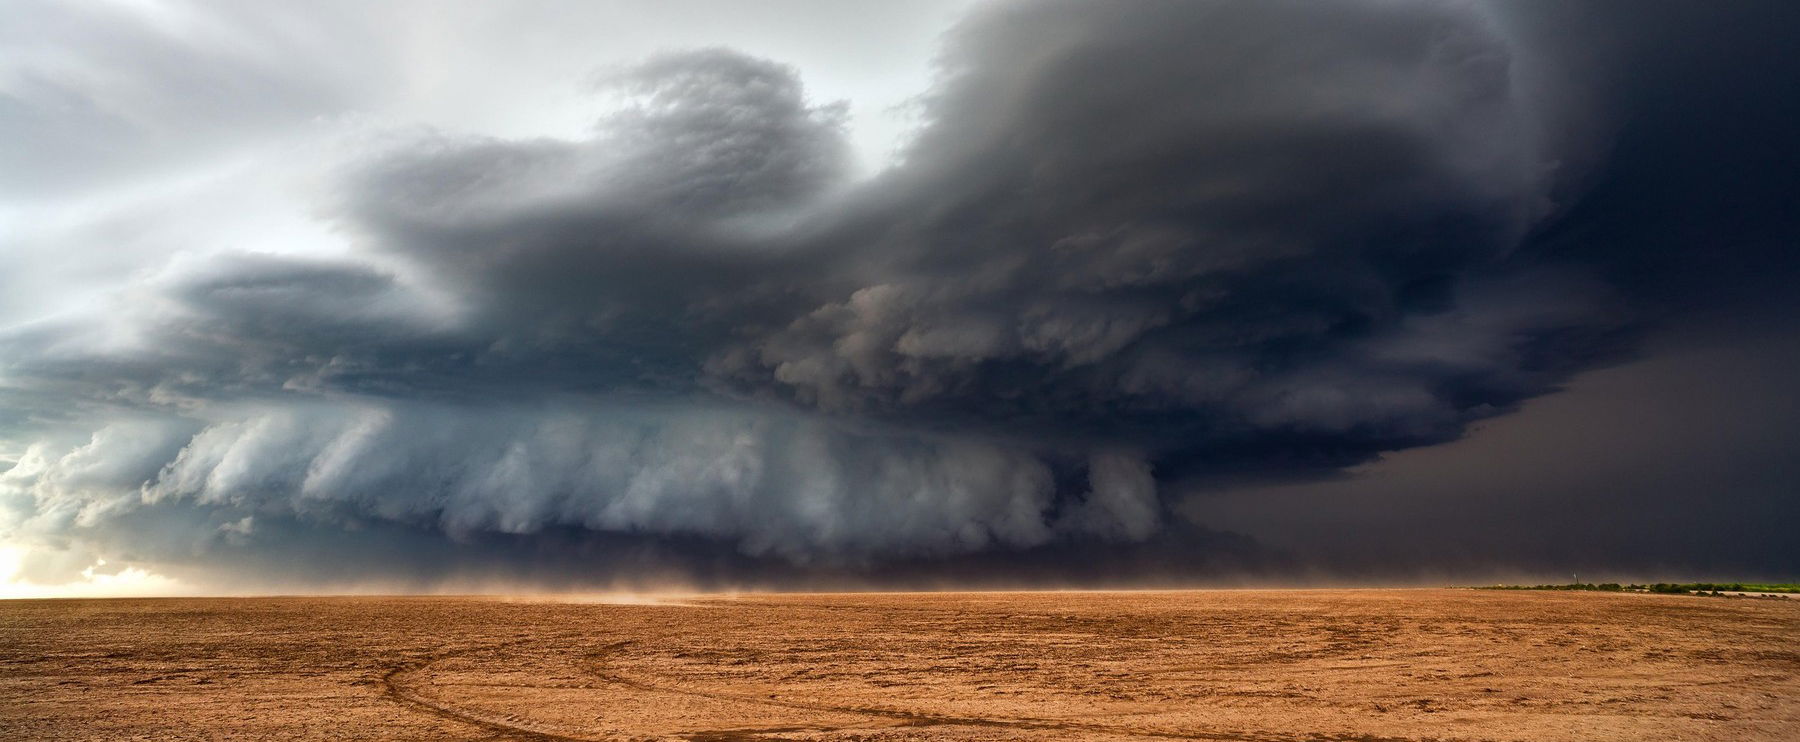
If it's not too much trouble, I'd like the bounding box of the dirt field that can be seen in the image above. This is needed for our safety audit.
[1,589,1795,741]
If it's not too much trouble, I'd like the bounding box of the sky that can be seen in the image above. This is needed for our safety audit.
[2,0,1797,597]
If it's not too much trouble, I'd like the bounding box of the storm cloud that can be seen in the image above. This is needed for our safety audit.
[3,0,1797,590]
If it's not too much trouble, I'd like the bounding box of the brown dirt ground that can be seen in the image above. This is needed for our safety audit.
[1,589,1795,741]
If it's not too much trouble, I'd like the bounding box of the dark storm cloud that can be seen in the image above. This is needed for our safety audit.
[3,0,1797,587]
[1506,1,1800,313]
[704,0,1623,474]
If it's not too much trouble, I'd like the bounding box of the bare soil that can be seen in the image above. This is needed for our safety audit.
[2,589,1795,741]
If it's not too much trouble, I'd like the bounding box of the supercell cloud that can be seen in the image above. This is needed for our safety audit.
[2,0,1797,590]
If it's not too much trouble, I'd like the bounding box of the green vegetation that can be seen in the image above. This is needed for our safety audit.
[1476,582,1800,595]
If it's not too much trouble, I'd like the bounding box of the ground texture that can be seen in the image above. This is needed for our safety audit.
[2,590,1796,741]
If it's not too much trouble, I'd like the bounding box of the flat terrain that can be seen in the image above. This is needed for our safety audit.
[2,590,1796,741]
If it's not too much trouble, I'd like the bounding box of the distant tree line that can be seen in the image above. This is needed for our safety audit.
[1477,582,1798,595]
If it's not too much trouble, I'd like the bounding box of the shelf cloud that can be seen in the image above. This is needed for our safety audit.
[3,0,1797,590]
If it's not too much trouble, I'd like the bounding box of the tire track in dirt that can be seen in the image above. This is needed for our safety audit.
[582,640,1449,742]
[382,641,598,742]
[382,637,1470,742]
[382,641,854,742]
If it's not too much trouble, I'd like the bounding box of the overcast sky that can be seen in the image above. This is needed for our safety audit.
[2,0,1796,596]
